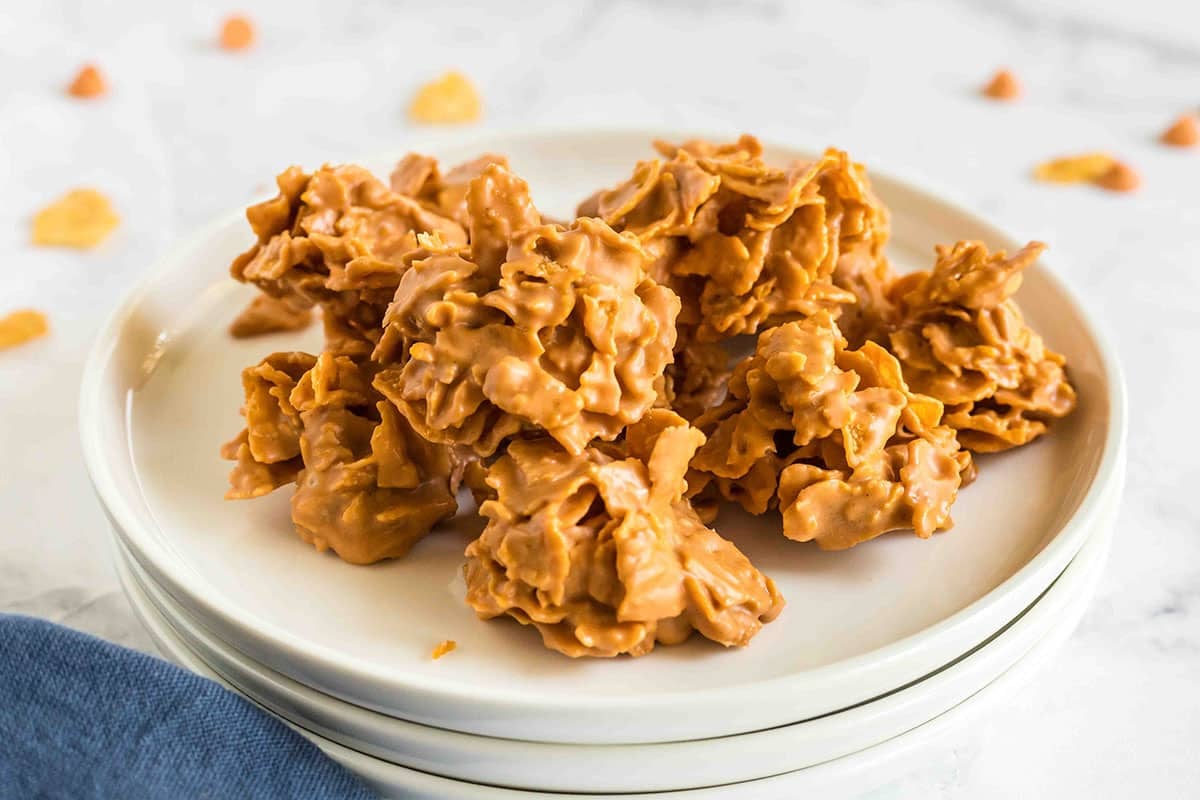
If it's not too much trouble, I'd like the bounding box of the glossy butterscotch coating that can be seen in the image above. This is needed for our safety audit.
[222,352,458,564]
[373,165,679,457]
[884,241,1076,452]
[231,160,471,356]
[464,410,784,657]
[583,135,889,344]
[689,313,972,549]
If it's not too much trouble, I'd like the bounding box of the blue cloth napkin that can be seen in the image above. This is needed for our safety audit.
[0,614,378,799]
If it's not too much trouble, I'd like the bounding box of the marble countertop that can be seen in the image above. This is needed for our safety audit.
[2,0,1198,796]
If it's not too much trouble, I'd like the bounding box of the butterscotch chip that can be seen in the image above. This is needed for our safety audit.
[220,15,256,50]
[1094,161,1140,192]
[1033,153,1117,184]
[31,189,120,249]
[0,310,49,351]
[229,295,313,338]
[67,64,106,98]
[431,640,457,660]
[409,71,481,124]
[981,69,1020,100]
[1160,114,1198,148]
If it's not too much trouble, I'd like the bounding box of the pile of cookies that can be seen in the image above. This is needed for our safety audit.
[222,136,1075,657]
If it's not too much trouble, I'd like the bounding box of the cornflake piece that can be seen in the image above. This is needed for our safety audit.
[884,240,1076,451]
[431,640,457,659]
[229,294,313,338]
[67,64,106,98]
[981,68,1020,100]
[409,71,481,124]
[220,15,256,50]
[1032,153,1117,184]
[464,410,783,658]
[1161,114,1199,148]
[31,189,120,249]
[0,309,50,351]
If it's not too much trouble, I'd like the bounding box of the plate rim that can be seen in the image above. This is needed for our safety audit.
[114,488,1116,792]
[116,490,1113,799]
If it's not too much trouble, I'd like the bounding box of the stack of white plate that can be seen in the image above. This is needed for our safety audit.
[81,130,1127,799]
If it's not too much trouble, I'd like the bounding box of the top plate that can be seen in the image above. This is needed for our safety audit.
[80,128,1126,744]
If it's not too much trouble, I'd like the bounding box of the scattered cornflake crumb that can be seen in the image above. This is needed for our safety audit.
[1161,114,1199,148]
[982,68,1020,100]
[67,64,106,99]
[31,189,120,249]
[431,639,457,660]
[1033,153,1118,184]
[229,295,313,338]
[0,310,50,351]
[409,71,481,124]
[220,15,256,50]
[1094,161,1140,192]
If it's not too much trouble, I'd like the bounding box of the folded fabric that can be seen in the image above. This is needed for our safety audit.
[0,614,377,800]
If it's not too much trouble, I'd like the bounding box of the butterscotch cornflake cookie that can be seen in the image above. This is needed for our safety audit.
[409,71,481,124]
[32,188,120,249]
[1161,114,1199,148]
[220,15,256,50]
[884,241,1076,452]
[222,352,458,564]
[981,68,1021,100]
[229,294,313,338]
[585,137,889,344]
[688,314,971,548]
[0,309,50,351]
[464,410,783,657]
[230,162,468,356]
[431,640,457,659]
[373,165,679,457]
[67,64,106,98]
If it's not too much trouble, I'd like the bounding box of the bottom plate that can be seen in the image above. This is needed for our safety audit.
[115,494,1114,797]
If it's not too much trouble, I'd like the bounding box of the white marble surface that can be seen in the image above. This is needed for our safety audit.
[2,0,1198,797]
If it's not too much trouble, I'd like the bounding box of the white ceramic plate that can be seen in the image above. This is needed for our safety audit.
[82,128,1126,744]
[116,479,1118,793]
[117,506,1112,800]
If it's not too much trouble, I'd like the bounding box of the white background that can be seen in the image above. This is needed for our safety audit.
[2,1,1198,797]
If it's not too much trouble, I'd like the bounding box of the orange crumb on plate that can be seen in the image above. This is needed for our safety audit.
[1161,114,1199,148]
[431,639,457,660]
[220,15,256,50]
[67,64,106,98]
[1032,153,1117,184]
[409,71,481,124]
[1094,161,1140,192]
[32,189,120,249]
[0,310,50,351]
[982,68,1020,100]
